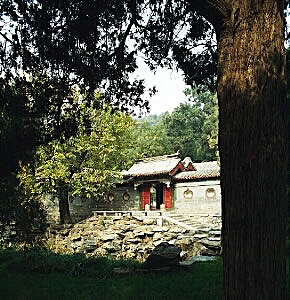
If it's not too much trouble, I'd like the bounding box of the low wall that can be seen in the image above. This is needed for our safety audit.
[43,186,141,224]
[96,186,140,211]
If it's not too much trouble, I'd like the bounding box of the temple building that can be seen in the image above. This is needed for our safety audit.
[97,153,221,215]
[45,152,221,223]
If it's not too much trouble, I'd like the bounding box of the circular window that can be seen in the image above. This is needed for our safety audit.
[183,188,193,200]
[123,192,130,201]
[206,188,216,200]
[108,193,115,202]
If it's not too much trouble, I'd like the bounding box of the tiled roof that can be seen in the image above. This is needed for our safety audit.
[173,161,220,181]
[122,153,182,177]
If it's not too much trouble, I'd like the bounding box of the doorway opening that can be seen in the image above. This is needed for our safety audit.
[156,183,164,209]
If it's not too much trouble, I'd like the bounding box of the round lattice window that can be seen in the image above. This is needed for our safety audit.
[108,193,115,202]
[123,192,130,201]
[183,188,193,200]
[206,188,216,199]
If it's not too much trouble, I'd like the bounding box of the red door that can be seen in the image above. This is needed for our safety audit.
[142,187,150,209]
[163,186,172,209]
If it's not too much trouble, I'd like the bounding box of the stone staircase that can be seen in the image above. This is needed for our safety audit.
[162,211,222,233]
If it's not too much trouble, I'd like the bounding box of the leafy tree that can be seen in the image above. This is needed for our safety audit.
[161,85,218,161]
[127,119,174,163]
[18,99,135,224]
[137,114,163,127]
[127,86,218,162]
[1,1,289,298]
[186,85,218,157]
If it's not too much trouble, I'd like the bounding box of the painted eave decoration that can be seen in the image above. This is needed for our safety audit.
[173,161,220,181]
[181,156,195,171]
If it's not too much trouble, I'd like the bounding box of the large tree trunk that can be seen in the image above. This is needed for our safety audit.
[216,1,288,299]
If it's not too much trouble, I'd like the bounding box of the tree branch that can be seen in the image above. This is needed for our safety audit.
[108,0,137,59]
[186,0,230,33]
[0,30,15,45]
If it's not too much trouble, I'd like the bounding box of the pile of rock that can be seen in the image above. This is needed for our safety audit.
[44,214,221,262]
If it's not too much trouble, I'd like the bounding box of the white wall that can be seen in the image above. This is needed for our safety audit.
[173,180,221,215]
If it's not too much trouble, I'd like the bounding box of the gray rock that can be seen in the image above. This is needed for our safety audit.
[143,218,155,225]
[134,226,149,233]
[193,234,207,239]
[153,240,166,247]
[179,256,217,265]
[127,238,142,244]
[196,227,211,233]
[125,232,134,239]
[168,239,177,245]
[169,227,187,234]
[100,233,118,242]
[83,238,97,252]
[135,232,146,238]
[144,231,154,236]
[199,238,221,249]
[152,226,168,232]
[208,237,221,241]
[72,236,81,242]
[153,232,163,241]
[208,230,221,237]
[145,242,182,268]
[103,240,122,252]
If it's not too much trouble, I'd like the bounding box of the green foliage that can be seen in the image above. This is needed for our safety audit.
[18,94,135,208]
[186,85,219,159]
[0,1,217,114]
[165,85,217,161]
[127,120,174,162]
[137,114,164,127]
[127,85,218,162]
[0,247,121,278]
[0,172,46,240]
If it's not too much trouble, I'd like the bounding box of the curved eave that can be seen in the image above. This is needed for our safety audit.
[173,175,220,182]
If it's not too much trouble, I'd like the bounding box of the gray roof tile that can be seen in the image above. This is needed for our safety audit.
[122,153,182,177]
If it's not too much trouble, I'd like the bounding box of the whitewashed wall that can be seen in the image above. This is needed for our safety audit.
[97,186,140,211]
[173,180,221,215]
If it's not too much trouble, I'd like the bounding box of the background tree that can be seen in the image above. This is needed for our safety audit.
[126,118,174,162]
[18,96,135,224]
[162,85,218,161]
[128,85,218,163]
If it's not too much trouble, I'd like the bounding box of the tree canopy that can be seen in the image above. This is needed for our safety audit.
[129,85,218,161]
[18,94,135,223]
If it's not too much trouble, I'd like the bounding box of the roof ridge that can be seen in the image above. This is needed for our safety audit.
[135,152,180,163]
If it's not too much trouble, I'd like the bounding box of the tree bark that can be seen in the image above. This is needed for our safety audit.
[215,1,288,299]
[58,185,72,224]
